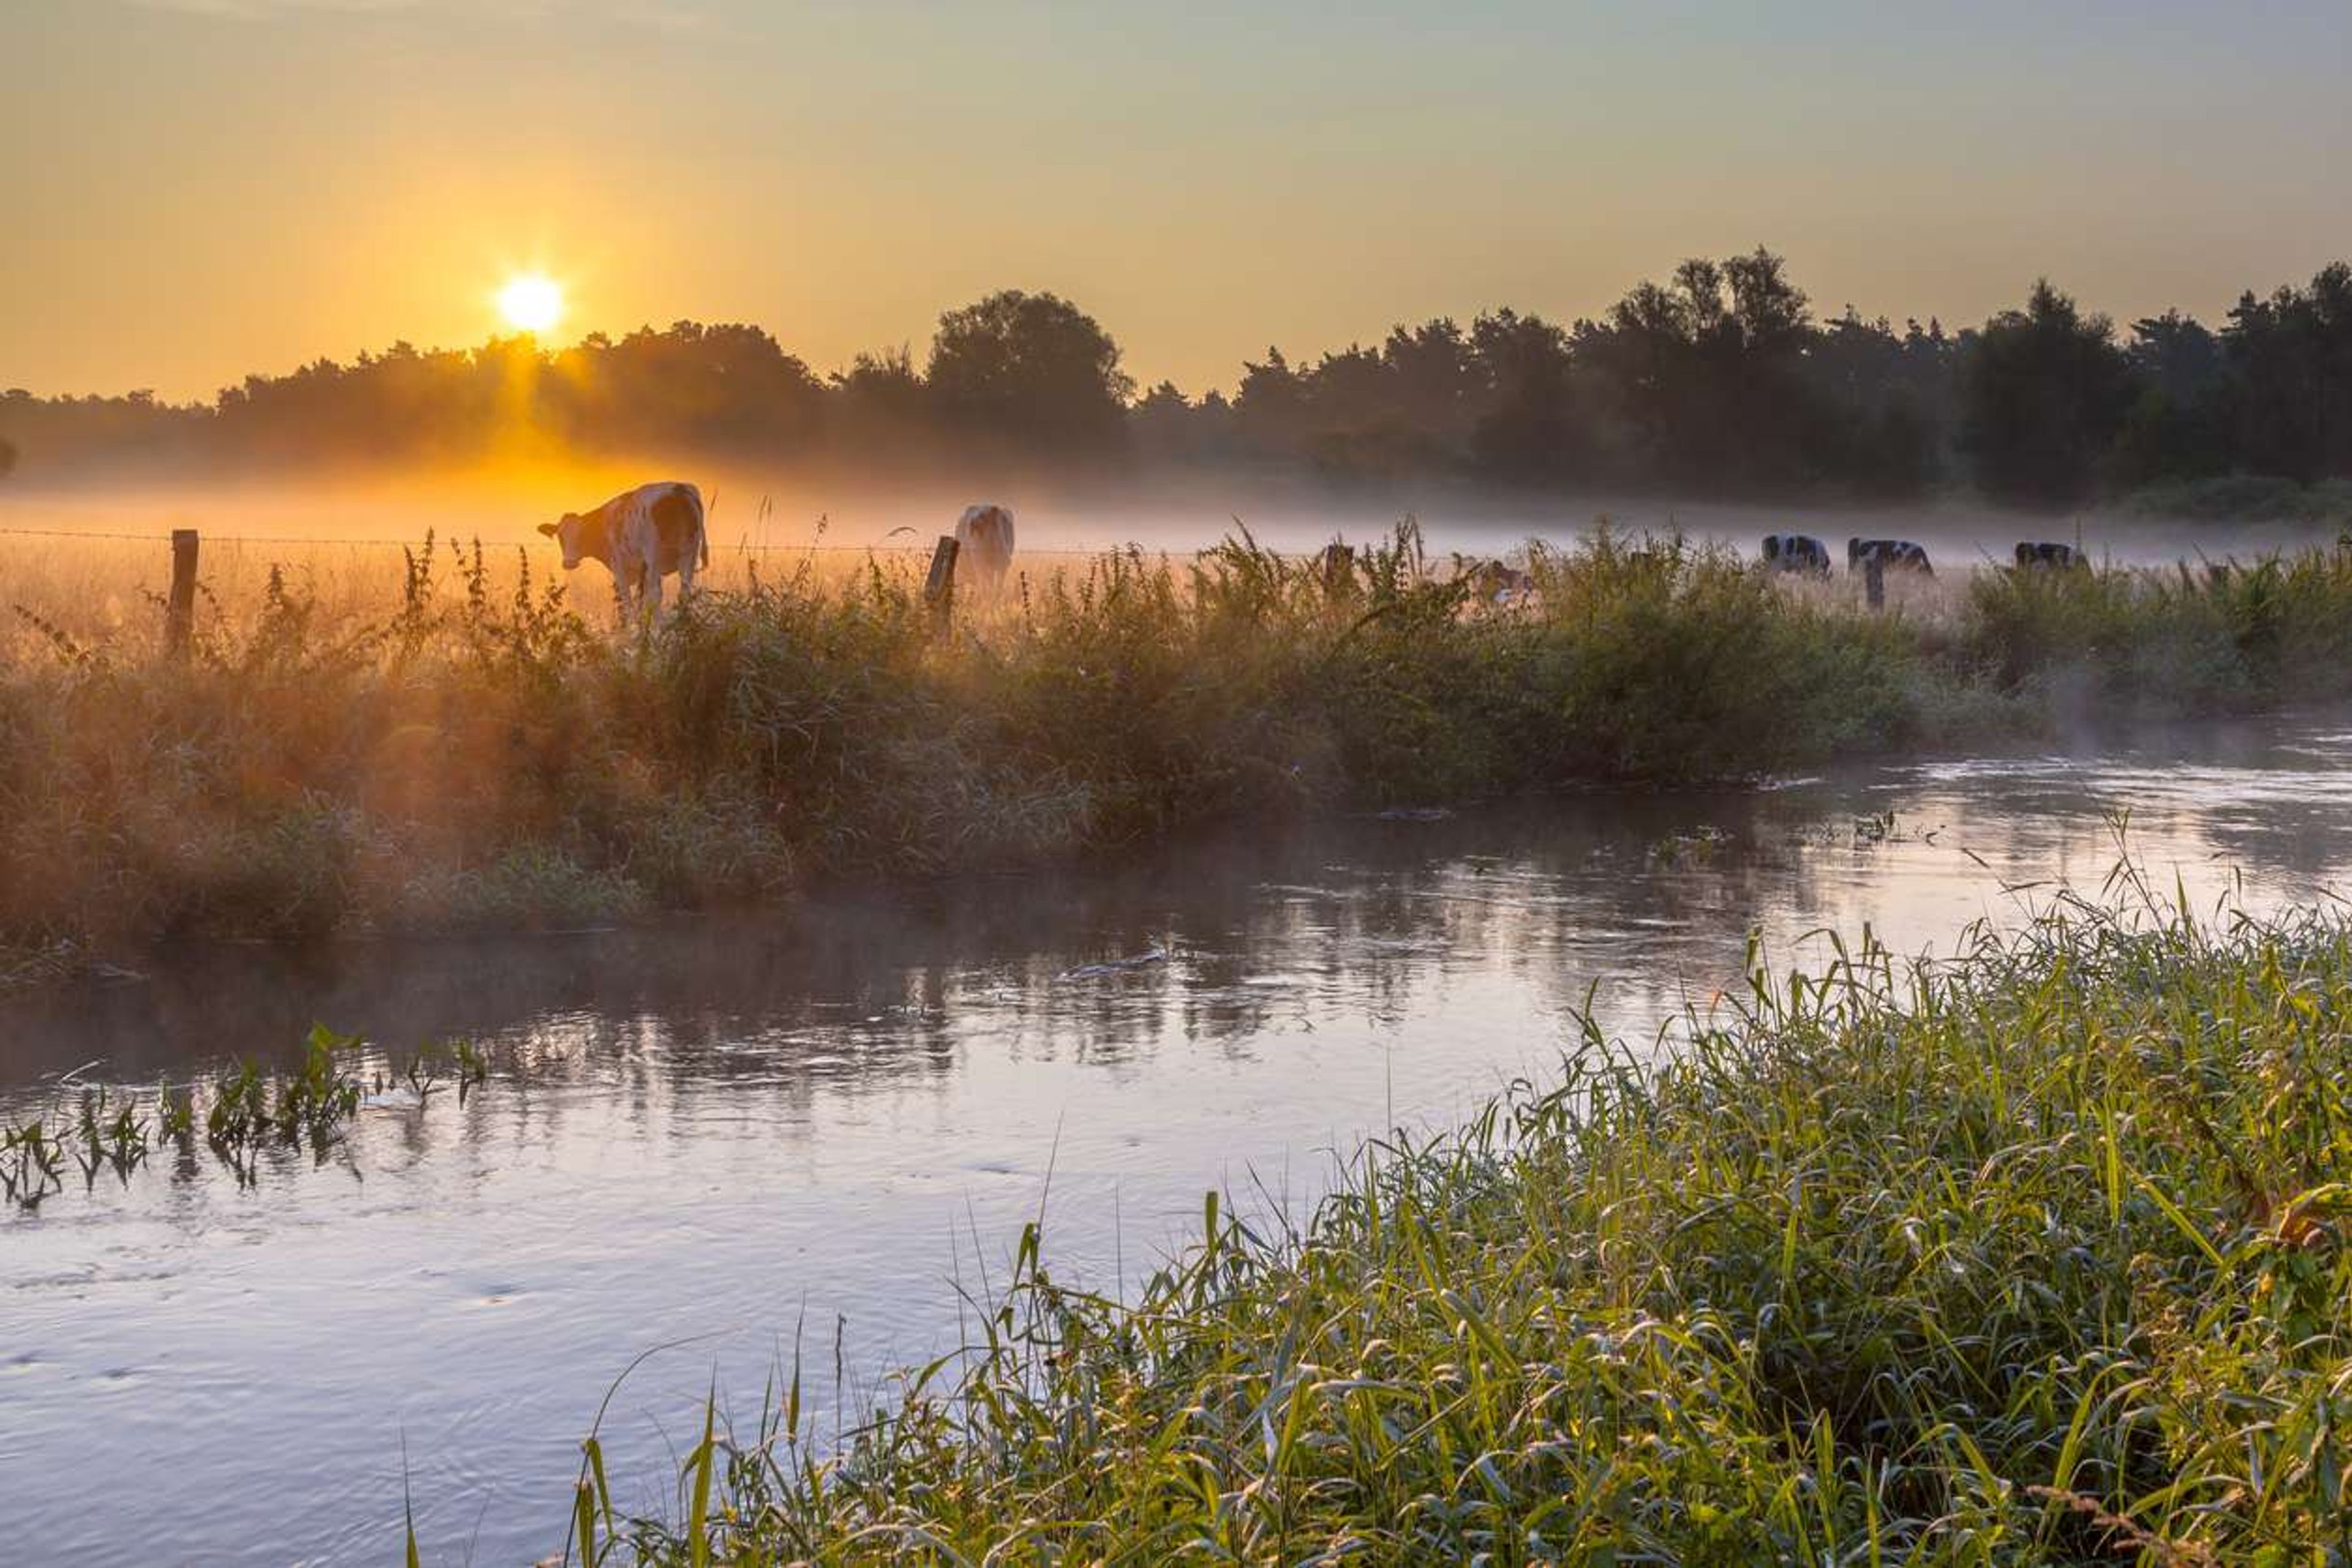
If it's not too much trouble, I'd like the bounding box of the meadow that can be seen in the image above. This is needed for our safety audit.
[8,522,2352,983]
[542,894,2352,1563]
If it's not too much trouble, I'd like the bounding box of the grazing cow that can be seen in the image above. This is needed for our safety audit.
[1848,537,1934,576]
[1760,533,1832,575]
[1457,556,1536,606]
[954,503,1016,590]
[2015,541,2086,571]
[540,481,707,616]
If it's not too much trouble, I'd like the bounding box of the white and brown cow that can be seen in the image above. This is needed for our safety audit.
[954,503,1016,590]
[540,481,708,617]
[1454,554,1537,607]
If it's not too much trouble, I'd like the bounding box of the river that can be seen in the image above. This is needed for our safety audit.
[5,718,2351,1563]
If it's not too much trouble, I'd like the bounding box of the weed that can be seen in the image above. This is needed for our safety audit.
[575,897,2352,1563]
[12,527,2352,975]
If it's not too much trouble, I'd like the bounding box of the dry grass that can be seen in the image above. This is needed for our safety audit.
[6,522,2352,979]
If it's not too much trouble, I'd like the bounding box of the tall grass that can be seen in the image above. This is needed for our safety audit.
[564,894,2352,1563]
[9,525,2352,974]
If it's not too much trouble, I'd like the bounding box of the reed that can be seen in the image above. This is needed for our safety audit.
[562,892,2352,1563]
[1,1025,488,1206]
[10,524,2352,978]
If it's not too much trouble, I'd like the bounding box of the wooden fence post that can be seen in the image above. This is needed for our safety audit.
[924,535,960,634]
[165,528,200,658]
[1863,556,1885,611]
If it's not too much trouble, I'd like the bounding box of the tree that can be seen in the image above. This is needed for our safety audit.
[1129,380,1234,463]
[1959,280,2136,508]
[2222,265,2352,483]
[0,434,15,480]
[2107,310,2230,486]
[1467,308,1581,483]
[1575,247,1821,490]
[1234,348,1312,455]
[926,290,1133,454]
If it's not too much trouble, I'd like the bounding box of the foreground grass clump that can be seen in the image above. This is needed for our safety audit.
[582,901,2351,1563]
[10,524,2352,972]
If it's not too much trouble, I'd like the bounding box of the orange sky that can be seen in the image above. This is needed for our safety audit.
[6,1,2351,402]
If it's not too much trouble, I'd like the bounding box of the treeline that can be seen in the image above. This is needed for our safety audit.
[6,252,2352,511]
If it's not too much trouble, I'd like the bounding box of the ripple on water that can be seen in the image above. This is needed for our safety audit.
[6,721,2352,1566]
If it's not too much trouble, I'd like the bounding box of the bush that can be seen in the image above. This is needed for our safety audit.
[2117,473,2352,527]
[17,527,2352,968]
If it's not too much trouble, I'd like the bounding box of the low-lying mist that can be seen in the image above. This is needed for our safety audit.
[2,463,2337,568]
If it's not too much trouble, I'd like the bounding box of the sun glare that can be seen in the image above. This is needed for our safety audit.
[497,273,564,334]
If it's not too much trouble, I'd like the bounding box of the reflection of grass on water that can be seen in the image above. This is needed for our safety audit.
[548,892,2350,1564]
[1,1028,483,1208]
[9,523,2352,979]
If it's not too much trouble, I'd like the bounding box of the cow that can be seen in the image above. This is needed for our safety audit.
[1848,537,1934,576]
[1455,556,1536,606]
[954,503,1017,591]
[540,481,707,617]
[2015,541,2086,571]
[1760,533,1832,575]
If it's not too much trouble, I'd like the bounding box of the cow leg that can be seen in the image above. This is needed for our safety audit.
[643,564,664,620]
[676,553,696,607]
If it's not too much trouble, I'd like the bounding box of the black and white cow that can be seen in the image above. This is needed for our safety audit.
[2015,541,2085,571]
[954,503,1016,590]
[540,481,707,616]
[1761,533,1832,575]
[1848,537,1934,576]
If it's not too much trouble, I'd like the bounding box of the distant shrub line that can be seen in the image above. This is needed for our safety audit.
[12,255,2352,510]
[9,525,2352,978]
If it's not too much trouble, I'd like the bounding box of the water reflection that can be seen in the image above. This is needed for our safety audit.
[5,718,2352,1564]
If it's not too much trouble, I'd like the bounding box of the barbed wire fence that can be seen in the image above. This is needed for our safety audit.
[0,522,1265,564]
[0,521,1336,658]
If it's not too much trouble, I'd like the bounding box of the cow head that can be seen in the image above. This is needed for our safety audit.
[539,513,586,570]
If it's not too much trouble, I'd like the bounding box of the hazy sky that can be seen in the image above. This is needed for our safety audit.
[6,0,2350,401]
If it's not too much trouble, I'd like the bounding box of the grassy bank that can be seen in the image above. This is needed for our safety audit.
[559,897,2352,1563]
[9,526,2352,973]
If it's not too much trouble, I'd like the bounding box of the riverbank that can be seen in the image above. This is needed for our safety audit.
[9,526,2352,982]
[561,897,2351,1562]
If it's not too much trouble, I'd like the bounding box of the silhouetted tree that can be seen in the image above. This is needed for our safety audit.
[1804,311,1954,497]
[1234,348,1312,456]
[1960,281,2135,508]
[2223,265,2352,483]
[1467,309,1582,483]
[13,257,2352,507]
[2108,310,2230,486]
[1131,380,1237,463]
[926,290,1133,455]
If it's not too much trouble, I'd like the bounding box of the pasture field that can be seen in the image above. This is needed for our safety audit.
[537,895,2352,1563]
[7,522,2352,982]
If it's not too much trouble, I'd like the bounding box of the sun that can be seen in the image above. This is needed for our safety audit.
[497,273,564,334]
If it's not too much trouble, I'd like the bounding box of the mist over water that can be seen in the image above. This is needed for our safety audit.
[4,718,2351,1563]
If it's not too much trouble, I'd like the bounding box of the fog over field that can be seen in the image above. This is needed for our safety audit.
[4,470,2334,573]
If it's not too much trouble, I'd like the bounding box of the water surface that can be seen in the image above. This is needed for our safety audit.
[6,720,2351,1564]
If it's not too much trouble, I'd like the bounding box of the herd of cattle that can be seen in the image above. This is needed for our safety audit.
[1762,533,2086,577]
[542,482,2087,617]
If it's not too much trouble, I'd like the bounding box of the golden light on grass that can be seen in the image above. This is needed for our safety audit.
[496,273,564,334]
